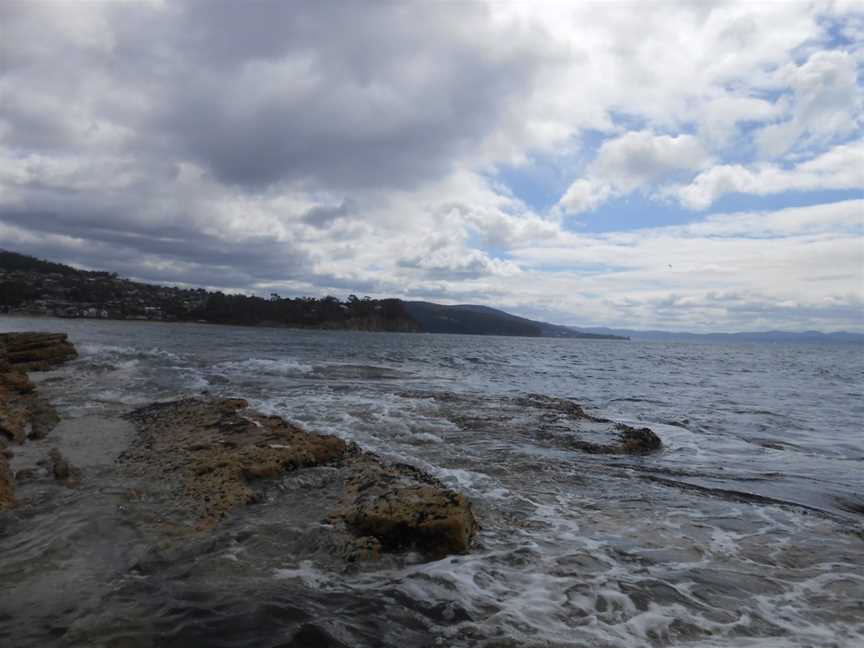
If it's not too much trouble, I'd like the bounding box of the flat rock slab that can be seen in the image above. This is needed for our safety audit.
[118,397,477,560]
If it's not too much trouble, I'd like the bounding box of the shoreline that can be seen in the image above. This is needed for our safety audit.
[0,313,628,340]
[1,331,478,562]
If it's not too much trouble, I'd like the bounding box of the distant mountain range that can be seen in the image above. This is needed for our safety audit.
[570,326,864,344]
[403,305,863,343]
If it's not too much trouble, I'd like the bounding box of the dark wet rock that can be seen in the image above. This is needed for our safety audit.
[119,397,478,559]
[0,452,13,511]
[0,332,78,372]
[328,534,383,562]
[616,423,662,454]
[513,393,595,420]
[48,448,81,488]
[13,467,37,482]
[399,390,662,457]
[282,623,351,648]
[554,423,662,455]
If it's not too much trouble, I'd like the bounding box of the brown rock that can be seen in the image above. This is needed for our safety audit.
[1,370,35,394]
[121,398,348,528]
[338,456,478,558]
[0,406,29,443]
[0,332,78,372]
[0,333,69,444]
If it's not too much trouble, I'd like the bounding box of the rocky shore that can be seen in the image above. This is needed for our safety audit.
[2,329,663,562]
[0,330,478,561]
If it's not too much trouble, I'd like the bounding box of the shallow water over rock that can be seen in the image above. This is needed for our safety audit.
[1,317,863,647]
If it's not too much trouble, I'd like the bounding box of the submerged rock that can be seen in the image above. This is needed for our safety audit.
[48,448,81,488]
[399,390,663,457]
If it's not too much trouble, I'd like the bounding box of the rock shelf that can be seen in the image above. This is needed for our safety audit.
[120,397,478,559]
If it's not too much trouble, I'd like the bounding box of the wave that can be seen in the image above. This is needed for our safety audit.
[214,358,314,377]
[78,343,185,365]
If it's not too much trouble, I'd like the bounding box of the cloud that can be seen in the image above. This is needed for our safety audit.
[673,140,864,209]
[698,96,781,148]
[301,199,356,229]
[558,131,710,214]
[503,200,864,331]
[398,248,521,280]
[755,50,863,158]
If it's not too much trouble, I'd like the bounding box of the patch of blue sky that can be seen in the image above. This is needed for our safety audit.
[604,110,650,134]
[494,162,570,212]
[562,194,699,233]
[707,188,864,217]
[817,14,861,48]
[562,188,863,234]
[521,261,629,275]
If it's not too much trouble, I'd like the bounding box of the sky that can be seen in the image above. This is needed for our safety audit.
[0,0,862,333]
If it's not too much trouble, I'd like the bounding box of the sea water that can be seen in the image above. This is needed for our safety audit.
[1,317,862,647]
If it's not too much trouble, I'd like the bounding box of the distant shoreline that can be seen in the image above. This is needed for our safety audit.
[0,313,628,340]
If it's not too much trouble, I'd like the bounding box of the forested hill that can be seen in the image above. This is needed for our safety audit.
[0,249,626,338]
[0,250,417,331]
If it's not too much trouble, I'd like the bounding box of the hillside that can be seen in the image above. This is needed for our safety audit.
[0,249,627,339]
[402,302,626,339]
[0,250,416,331]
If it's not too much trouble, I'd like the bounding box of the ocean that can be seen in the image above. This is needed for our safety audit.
[1,317,863,647]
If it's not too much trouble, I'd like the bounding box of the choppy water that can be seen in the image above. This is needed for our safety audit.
[2,317,863,647]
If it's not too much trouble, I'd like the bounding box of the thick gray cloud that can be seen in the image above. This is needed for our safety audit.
[0,0,552,294]
[32,0,548,192]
